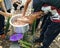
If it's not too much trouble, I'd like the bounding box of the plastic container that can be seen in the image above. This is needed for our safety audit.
[10,14,29,33]
[10,33,23,41]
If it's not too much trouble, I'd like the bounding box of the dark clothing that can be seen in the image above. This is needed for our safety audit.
[33,0,44,12]
[39,13,51,42]
[33,0,60,29]
[7,9,11,13]
[13,3,24,10]
[40,19,60,48]
[41,0,60,9]
[0,8,5,35]
[40,12,52,28]
[13,3,18,10]
[32,0,60,48]
[43,22,60,48]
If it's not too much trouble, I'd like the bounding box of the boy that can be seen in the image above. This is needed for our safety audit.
[0,0,11,39]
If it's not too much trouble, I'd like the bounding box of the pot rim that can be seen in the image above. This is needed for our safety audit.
[10,14,29,27]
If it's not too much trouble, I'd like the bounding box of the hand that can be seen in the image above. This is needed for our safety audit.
[21,12,24,16]
[23,16,35,24]
[36,12,45,19]
[0,11,12,17]
[5,13,12,17]
[21,11,45,24]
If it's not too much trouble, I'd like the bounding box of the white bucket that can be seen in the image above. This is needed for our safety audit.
[10,14,29,33]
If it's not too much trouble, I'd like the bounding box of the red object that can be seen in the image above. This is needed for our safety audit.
[52,19,60,23]
[43,4,60,22]
[43,4,60,15]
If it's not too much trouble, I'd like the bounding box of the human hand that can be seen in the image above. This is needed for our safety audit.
[22,13,25,16]
[36,12,45,19]
[22,16,35,24]
[5,13,12,17]
[0,11,12,17]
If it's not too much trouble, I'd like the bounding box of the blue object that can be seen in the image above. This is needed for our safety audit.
[10,33,23,41]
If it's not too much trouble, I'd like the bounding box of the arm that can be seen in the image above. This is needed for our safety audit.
[28,11,44,24]
[1,0,7,13]
[23,11,44,24]
[22,0,31,16]
[0,1,11,17]
[0,11,12,17]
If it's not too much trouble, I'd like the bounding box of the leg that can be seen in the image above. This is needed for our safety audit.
[0,14,5,35]
[36,13,52,43]
[40,16,48,29]
[41,22,60,48]
[34,16,51,43]
[41,12,52,29]
[0,8,5,35]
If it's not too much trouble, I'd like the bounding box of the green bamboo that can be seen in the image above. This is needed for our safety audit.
[31,8,36,35]
[32,19,36,35]
[19,40,32,46]
[5,16,11,35]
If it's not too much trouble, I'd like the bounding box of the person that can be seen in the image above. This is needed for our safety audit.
[22,0,50,34]
[22,0,43,30]
[0,0,11,39]
[22,0,51,43]
[21,0,60,48]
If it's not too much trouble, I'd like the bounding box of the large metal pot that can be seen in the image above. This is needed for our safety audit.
[10,14,29,33]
